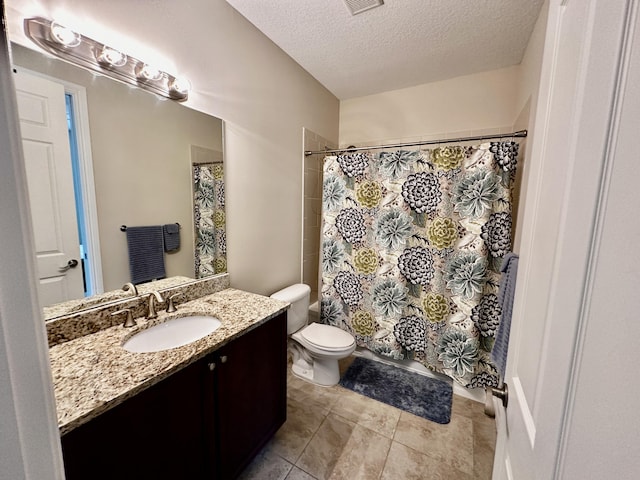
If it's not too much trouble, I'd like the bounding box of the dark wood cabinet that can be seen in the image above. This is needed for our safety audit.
[61,312,287,480]
[209,310,287,479]
[61,358,207,479]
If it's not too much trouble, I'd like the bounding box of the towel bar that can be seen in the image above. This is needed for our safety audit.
[121,223,180,232]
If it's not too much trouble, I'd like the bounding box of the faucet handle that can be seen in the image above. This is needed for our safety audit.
[112,308,136,328]
[166,293,182,313]
[146,291,164,319]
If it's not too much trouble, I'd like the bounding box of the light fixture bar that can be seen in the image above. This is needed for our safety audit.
[23,17,189,102]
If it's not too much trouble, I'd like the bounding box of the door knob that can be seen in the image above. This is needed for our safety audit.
[484,383,508,418]
[59,259,79,272]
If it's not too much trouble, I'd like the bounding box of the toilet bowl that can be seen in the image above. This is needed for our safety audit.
[271,284,356,386]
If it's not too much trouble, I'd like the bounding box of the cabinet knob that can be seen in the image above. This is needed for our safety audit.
[220,355,228,363]
[208,362,216,371]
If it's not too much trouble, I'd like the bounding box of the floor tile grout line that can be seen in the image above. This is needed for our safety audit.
[272,357,495,480]
[274,447,321,480]
[375,432,394,480]
[293,412,330,466]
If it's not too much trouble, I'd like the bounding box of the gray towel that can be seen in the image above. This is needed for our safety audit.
[491,253,519,380]
[126,226,166,284]
[163,223,181,252]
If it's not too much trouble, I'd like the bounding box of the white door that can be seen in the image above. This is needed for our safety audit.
[493,1,638,479]
[14,70,85,305]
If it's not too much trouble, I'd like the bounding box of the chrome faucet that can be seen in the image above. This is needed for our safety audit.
[146,291,164,319]
[122,282,138,296]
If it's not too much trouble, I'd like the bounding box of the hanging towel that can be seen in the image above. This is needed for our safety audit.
[126,226,166,284]
[491,253,519,379]
[163,223,181,252]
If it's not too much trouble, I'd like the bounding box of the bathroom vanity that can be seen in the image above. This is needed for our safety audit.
[48,282,288,480]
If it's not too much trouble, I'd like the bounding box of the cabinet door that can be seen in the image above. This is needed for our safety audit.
[61,359,207,480]
[214,312,287,479]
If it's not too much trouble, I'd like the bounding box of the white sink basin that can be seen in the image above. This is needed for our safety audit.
[123,316,221,353]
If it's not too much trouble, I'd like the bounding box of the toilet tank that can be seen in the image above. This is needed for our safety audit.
[270,284,310,335]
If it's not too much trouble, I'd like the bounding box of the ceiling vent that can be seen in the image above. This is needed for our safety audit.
[343,0,384,16]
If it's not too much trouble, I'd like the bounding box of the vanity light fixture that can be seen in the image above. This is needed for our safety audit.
[24,16,189,102]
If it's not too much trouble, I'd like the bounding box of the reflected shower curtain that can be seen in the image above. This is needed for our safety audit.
[320,142,519,388]
[193,162,226,277]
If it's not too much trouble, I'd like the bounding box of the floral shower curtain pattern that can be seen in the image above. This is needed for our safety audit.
[320,142,519,388]
[193,162,226,277]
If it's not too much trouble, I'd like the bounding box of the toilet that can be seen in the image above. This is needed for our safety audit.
[271,284,356,386]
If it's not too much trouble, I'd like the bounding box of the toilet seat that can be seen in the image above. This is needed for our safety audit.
[298,323,355,352]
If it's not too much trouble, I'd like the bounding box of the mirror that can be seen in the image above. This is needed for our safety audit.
[10,43,226,320]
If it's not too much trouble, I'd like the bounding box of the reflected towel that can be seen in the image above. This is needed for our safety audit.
[491,253,519,379]
[126,226,166,284]
[163,223,181,252]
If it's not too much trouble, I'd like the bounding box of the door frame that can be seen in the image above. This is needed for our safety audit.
[62,78,103,295]
[0,24,65,480]
[493,0,639,478]
[18,67,104,296]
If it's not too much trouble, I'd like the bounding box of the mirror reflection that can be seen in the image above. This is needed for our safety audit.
[11,43,225,320]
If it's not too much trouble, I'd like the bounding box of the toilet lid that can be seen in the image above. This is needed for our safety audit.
[300,323,354,349]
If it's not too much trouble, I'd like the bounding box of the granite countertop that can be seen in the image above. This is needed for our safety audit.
[49,288,289,435]
[43,276,195,320]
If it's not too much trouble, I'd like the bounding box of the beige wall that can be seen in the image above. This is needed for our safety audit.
[180,2,341,296]
[515,0,549,118]
[339,66,520,146]
[12,44,223,292]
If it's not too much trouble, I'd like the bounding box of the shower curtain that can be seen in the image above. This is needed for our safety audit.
[320,142,519,388]
[193,162,226,277]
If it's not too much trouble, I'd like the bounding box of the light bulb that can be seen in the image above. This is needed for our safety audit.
[169,77,191,96]
[97,47,127,67]
[137,64,163,81]
[50,21,81,47]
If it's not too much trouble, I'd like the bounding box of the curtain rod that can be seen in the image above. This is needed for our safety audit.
[304,129,527,157]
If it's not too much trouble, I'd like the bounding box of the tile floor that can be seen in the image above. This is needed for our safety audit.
[238,357,496,480]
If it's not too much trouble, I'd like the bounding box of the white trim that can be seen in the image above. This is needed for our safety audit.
[504,454,514,480]
[63,80,104,294]
[301,127,307,284]
[492,395,507,480]
[554,0,639,477]
[1,30,64,479]
[511,376,536,447]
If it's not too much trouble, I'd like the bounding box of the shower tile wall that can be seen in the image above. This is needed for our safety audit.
[303,128,336,304]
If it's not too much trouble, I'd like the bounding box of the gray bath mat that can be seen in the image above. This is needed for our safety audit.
[339,357,453,424]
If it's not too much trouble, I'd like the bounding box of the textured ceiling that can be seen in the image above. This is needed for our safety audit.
[225,0,545,99]
[4,0,545,101]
